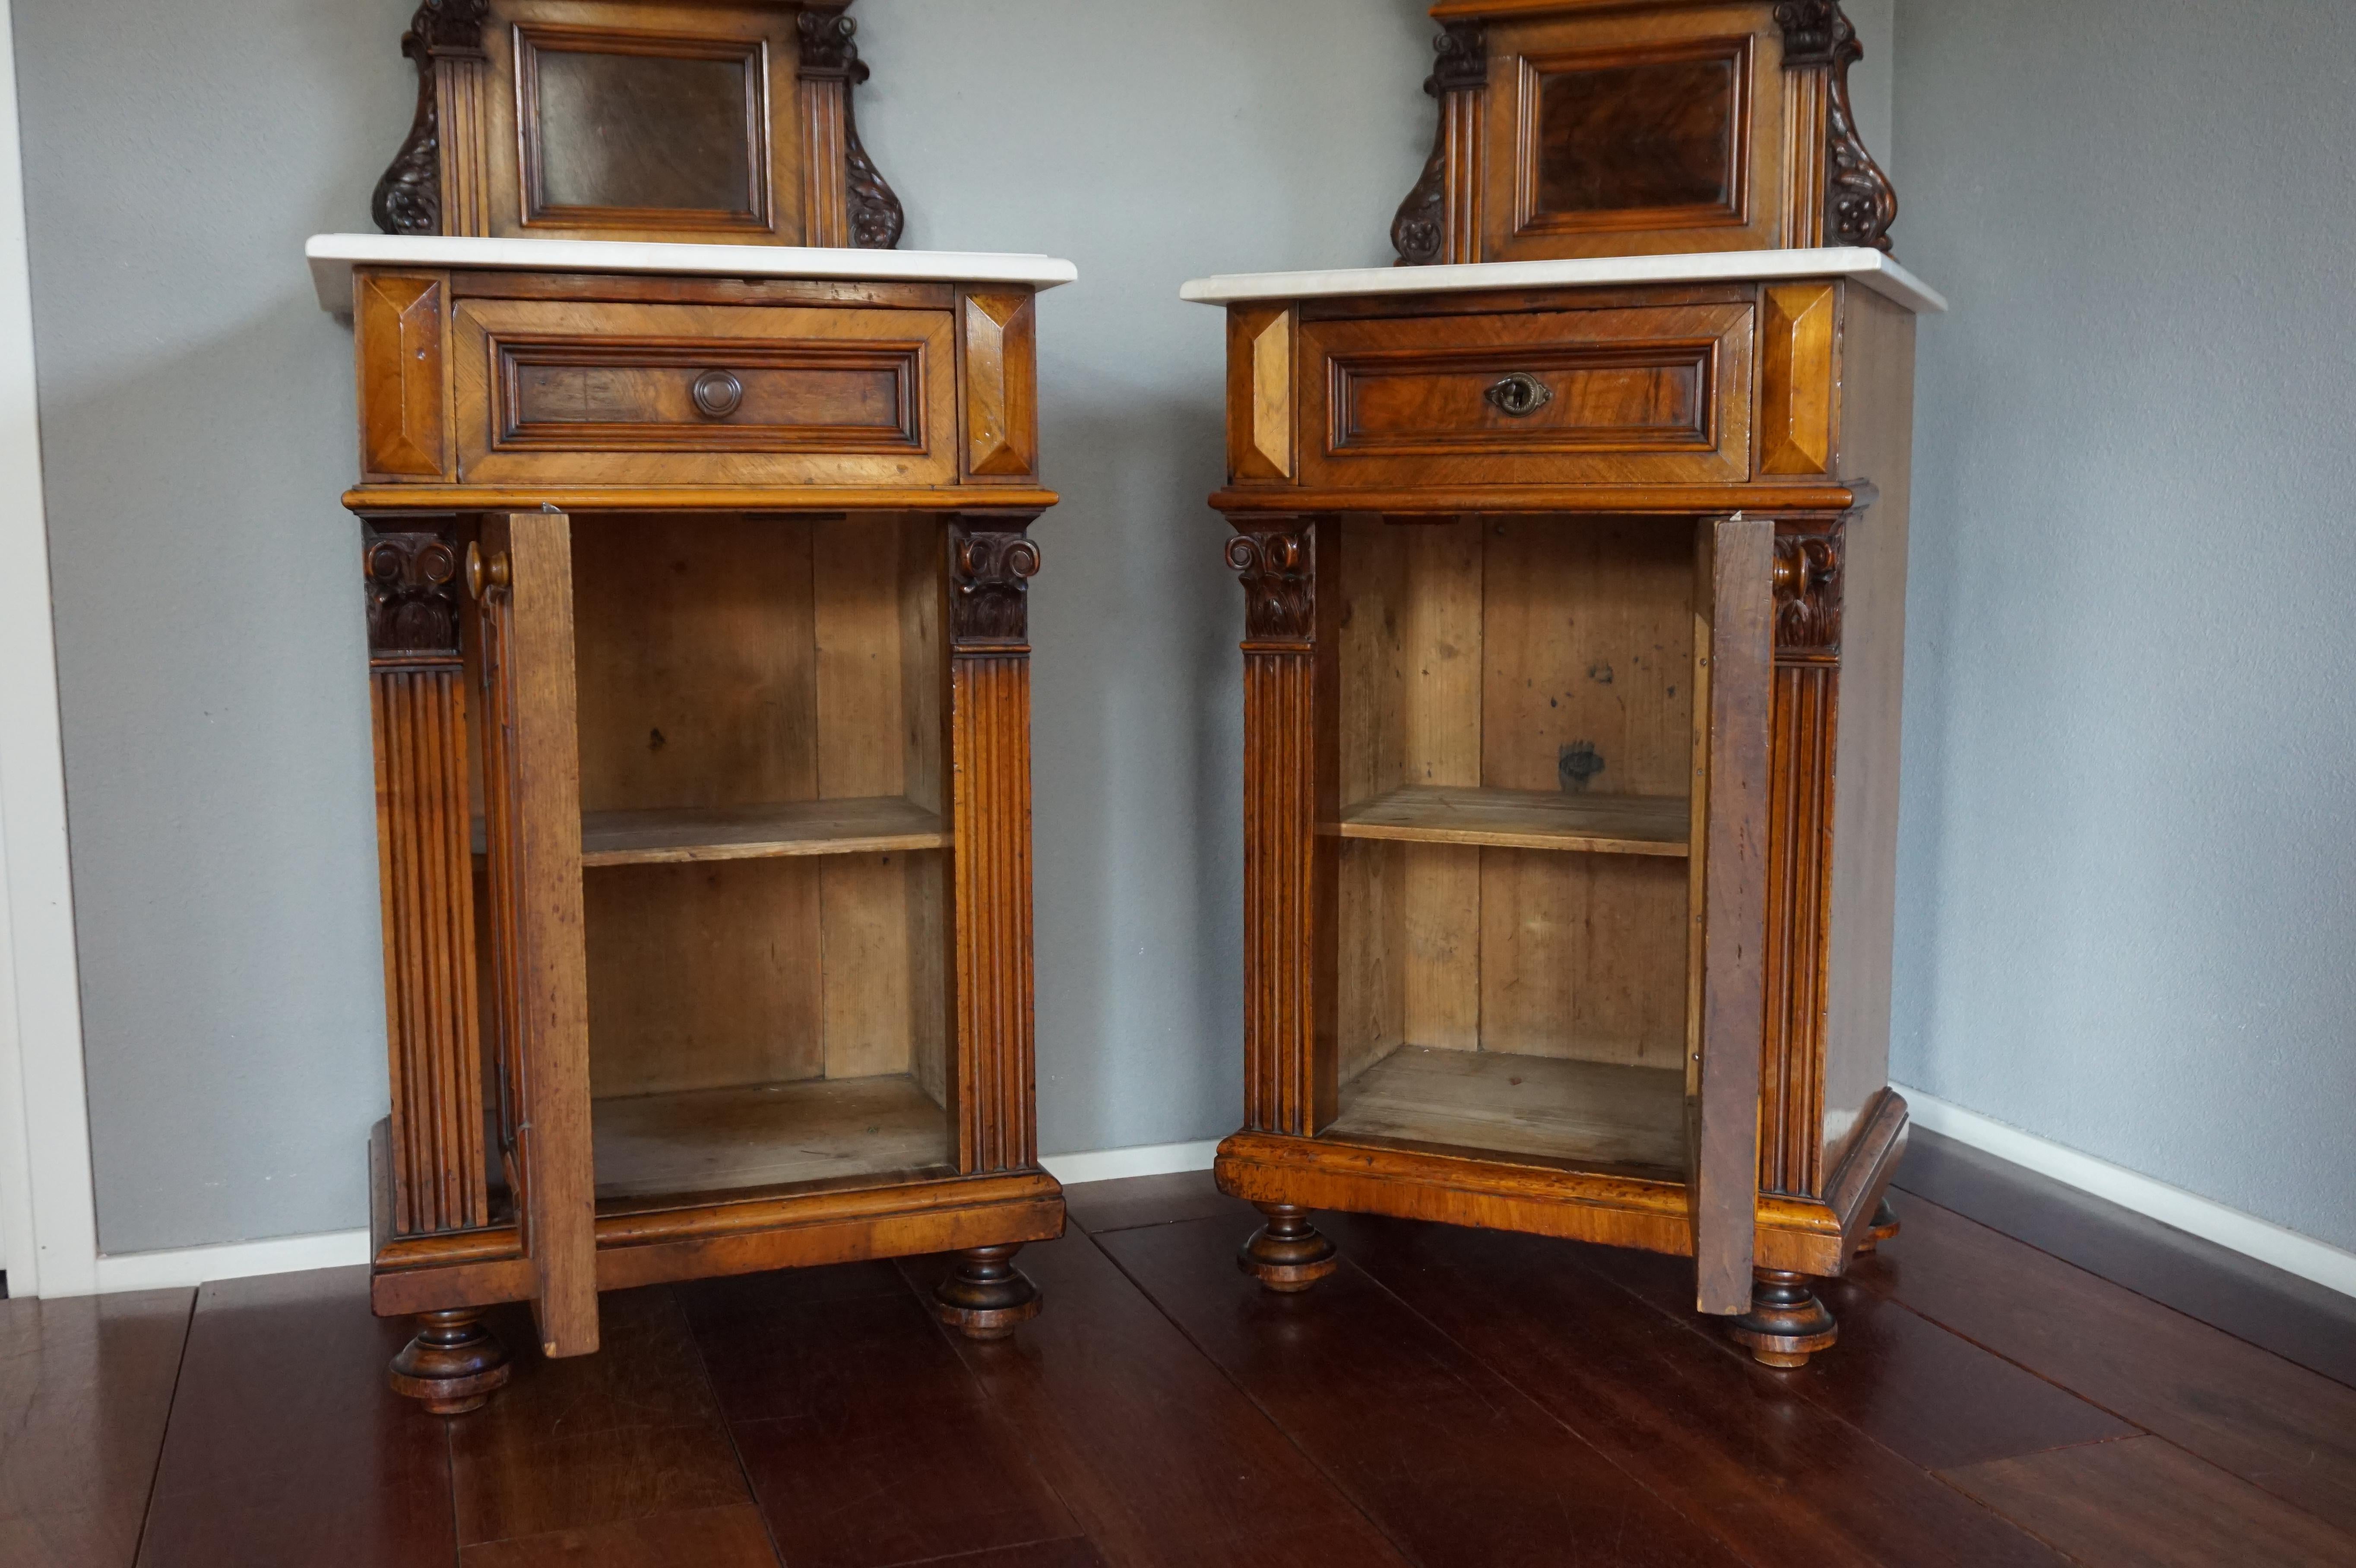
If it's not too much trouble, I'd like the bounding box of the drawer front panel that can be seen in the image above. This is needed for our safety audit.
[456,298,957,487]
[1301,303,1754,487]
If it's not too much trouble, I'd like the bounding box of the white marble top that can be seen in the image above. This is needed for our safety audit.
[1181,247,1945,315]
[307,233,1078,315]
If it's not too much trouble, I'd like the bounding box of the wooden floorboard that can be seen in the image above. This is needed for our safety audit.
[51,1156,2356,1567]
[459,1503,778,1567]
[0,1289,190,1568]
[1854,1191,2356,1535]
[1897,1127,2356,1390]
[450,1287,758,1559]
[1061,1172,1257,1237]
[1940,1434,2356,1568]
[1321,1213,2070,1568]
[678,1264,1087,1568]
[1574,1241,2142,1472]
[900,1233,1411,1568]
[134,1268,452,1568]
[1095,1214,1745,1568]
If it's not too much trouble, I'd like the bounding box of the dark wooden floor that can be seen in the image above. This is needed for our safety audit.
[6,1131,2354,1567]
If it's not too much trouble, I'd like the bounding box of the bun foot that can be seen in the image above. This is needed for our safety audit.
[1727,1269,1839,1369]
[388,1308,510,1416]
[933,1244,1042,1341]
[1854,1198,1903,1257]
[1238,1203,1339,1293]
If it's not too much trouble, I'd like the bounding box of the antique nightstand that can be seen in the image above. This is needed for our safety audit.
[1190,0,1941,1367]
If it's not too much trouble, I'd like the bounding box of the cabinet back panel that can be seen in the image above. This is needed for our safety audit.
[573,512,819,814]
[1478,847,1689,1069]
[586,851,947,1099]
[576,515,950,1102]
[586,857,824,1097]
[1333,514,1697,1097]
[572,513,945,816]
[1481,516,1694,798]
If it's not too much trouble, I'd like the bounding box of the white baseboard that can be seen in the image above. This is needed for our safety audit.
[1040,1138,1219,1187]
[61,1140,1226,1296]
[1899,1086,2356,1302]
[90,1228,371,1295]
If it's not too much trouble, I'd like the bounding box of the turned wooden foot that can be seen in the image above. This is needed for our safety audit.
[388,1308,510,1416]
[1238,1203,1339,1293]
[1854,1198,1903,1257]
[1727,1269,1839,1369]
[932,1244,1042,1340]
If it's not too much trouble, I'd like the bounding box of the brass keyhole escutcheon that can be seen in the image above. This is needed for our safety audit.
[692,369,745,419]
[1484,372,1554,418]
[465,542,511,601]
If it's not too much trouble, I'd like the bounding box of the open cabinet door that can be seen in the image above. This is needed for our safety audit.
[1687,514,1774,1316]
[472,510,599,1358]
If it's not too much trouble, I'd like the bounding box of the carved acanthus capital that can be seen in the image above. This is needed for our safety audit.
[1425,22,1489,97]
[366,525,465,660]
[950,522,1042,647]
[796,7,870,83]
[1227,527,1317,644]
[1772,0,1843,66]
[1772,525,1843,658]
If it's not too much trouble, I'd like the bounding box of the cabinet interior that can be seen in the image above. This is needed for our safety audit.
[1330,514,1696,1177]
[567,512,953,1207]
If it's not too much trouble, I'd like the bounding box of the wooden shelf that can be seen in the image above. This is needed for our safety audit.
[592,1075,951,1202]
[1327,1046,1687,1173]
[1336,786,1690,856]
[580,795,948,868]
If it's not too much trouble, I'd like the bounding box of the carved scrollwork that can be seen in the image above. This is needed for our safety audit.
[1390,22,1487,267]
[950,523,1042,646]
[366,527,466,659]
[1773,1,1898,253]
[371,0,488,237]
[798,8,906,250]
[1227,528,1317,644]
[1771,526,1843,657]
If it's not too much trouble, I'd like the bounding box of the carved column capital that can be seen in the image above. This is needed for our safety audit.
[795,7,870,83]
[1771,522,1843,659]
[366,522,466,661]
[1226,523,1317,645]
[1425,21,1489,97]
[949,520,1042,649]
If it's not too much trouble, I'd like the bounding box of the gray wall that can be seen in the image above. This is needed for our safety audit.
[1888,0,2356,1250]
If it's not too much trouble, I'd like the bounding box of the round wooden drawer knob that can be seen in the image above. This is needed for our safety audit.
[692,369,745,419]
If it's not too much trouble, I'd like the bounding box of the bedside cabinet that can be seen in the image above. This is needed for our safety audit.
[1188,0,1941,1367]
[321,0,1072,1415]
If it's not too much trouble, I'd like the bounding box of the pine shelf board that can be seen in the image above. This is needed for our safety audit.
[579,795,949,868]
[1326,1045,1688,1173]
[1336,786,1691,856]
[591,1075,952,1202]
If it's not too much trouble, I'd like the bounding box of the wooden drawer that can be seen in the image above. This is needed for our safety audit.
[1298,302,1754,487]
[453,298,958,487]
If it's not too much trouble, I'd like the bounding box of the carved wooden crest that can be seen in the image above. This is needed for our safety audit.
[373,0,902,249]
[1389,0,1899,263]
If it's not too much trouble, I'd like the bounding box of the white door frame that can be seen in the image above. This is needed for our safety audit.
[0,0,100,1299]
